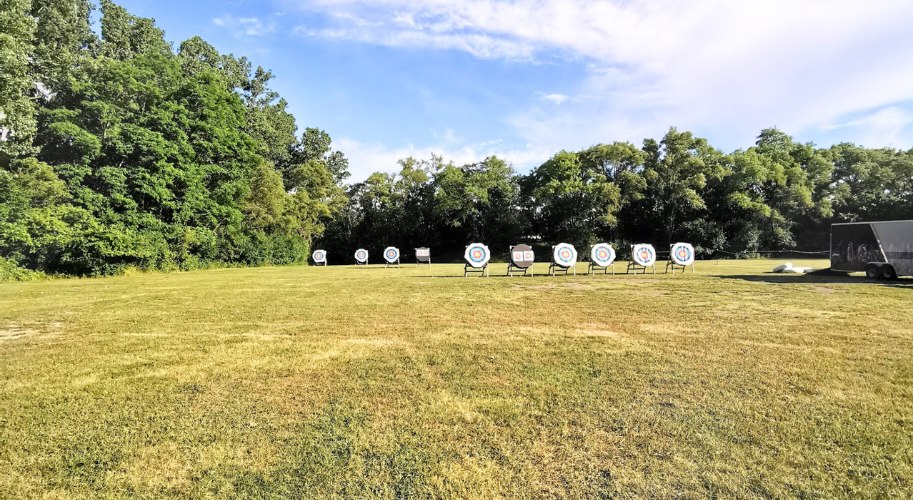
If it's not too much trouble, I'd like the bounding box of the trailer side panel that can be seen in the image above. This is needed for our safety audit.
[871,221,913,276]
[830,223,886,272]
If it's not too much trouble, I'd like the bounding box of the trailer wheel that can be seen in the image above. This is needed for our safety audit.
[881,265,898,280]
[865,263,883,279]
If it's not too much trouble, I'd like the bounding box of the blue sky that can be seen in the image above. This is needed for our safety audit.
[116,0,913,181]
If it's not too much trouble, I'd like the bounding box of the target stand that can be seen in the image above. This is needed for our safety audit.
[415,247,431,267]
[507,244,535,276]
[464,243,491,277]
[665,242,695,274]
[311,249,328,267]
[464,263,489,277]
[383,247,401,268]
[549,243,578,276]
[588,261,614,274]
[354,248,369,267]
[588,243,616,275]
[626,244,657,274]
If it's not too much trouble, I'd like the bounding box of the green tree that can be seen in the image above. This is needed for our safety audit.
[99,0,171,60]
[522,150,621,249]
[828,144,913,223]
[29,0,94,92]
[0,0,38,164]
[636,128,727,248]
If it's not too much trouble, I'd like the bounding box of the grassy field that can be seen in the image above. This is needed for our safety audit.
[1,259,912,497]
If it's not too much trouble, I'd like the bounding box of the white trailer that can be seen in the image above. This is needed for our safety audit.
[830,220,913,280]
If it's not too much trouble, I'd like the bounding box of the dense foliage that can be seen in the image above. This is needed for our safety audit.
[319,127,913,262]
[1,0,347,276]
[2,2,911,276]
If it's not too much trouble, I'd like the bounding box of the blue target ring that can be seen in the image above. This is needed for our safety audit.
[671,243,695,265]
[552,243,577,267]
[384,247,400,263]
[464,243,490,268]
[590,243,615,266]
[632,244,656,266]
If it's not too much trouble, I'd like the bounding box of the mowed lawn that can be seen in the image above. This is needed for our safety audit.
[1,260,911,498]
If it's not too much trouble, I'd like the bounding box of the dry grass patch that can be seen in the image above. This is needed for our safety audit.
[0,259,911,497]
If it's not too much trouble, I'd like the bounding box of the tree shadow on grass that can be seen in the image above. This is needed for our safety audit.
[713,272,913,289]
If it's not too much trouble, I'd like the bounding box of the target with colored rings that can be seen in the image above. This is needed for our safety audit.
[671,242,695,265]
[312,250,327,264]
[354,248,369,263]
[383,246,400,263]
[632,244,656,266]
[464,243,491,268]
[552,243,578,268]
[590,243,616,267]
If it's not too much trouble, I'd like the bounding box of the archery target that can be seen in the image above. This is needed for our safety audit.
[383,246,400,263]
[354,248,369,263]
[415,247,431,262]
[311,249,327,264]
[590,243,616,267]
[671,242,695,266]
[552,243,578,268]
[510,244,534,268]
[464,243,491,268]
[632,244,657,266]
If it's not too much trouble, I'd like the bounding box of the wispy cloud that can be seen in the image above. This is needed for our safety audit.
[335,136,553,181]
[213,15,276,37]
[285,0,913,151]
[538,93,570,105]
[822,106,913,148]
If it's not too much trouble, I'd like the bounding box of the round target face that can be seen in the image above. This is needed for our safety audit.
[590,243,616,267]
[552,243,578,268]
[632,244,656,266]
[311,249,327,263]
[383,246,400,263]
[354,248,369,263]
[464,243,491,268]
[671,242,695,265]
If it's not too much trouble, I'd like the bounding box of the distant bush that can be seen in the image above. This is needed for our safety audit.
[0,257,44,282]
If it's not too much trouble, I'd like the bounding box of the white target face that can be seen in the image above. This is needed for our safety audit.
[415,248,430,258]
[590,243,616,267]
[632,244,657,266]
[311,249,327,264]
[383,246,400,263]
[671,242,695,265]
[552,243,578,268]
[354,248,369,263]
[464,243,491,268]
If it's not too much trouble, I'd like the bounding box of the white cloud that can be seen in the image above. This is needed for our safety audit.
[285,0,913,151]
[539,93,570,105]
[822,107,913,149]
[213,16,276,37]
[335,137,553,182]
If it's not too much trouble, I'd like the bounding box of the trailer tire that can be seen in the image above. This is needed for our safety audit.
[865,263,883,280]
[882,265,898,280]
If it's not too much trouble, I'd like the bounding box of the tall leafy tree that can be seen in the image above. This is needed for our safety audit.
[29,0,95,92]
[0,0,38,164]
[635,128,727,248]
[829,144,913,222]
[522,150,621,249]
[434,155,519,251]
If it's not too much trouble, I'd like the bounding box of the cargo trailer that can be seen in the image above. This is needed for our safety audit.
[830,220,913,280]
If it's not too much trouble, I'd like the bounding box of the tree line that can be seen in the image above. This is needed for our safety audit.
[1,0,348,278]
[318,129,913,262]
[2,2,912,278]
